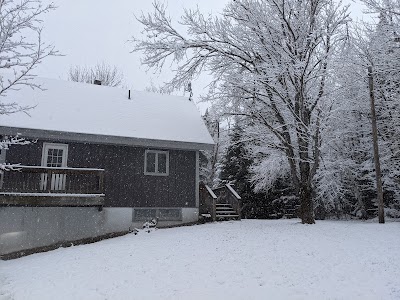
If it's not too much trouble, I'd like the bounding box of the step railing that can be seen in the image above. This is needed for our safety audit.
[225,184,242,220]
[200,183,241,221]
[213,184,242,220]
[199,182,218,221]
[206,185,218,221]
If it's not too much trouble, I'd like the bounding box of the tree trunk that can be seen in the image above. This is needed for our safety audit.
[298,155,315,224]
[296,103,315,224]
[299,180,315,224]
[368,66,385,224]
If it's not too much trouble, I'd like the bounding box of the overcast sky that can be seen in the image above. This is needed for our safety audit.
[37,1,228,91]
[35,0,370,108]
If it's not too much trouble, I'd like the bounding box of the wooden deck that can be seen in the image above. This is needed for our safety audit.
[0,166,105,208]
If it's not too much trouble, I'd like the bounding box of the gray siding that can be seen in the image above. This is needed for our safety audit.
[5,140,196,208]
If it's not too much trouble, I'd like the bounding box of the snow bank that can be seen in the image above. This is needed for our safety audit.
[1,219,399,299]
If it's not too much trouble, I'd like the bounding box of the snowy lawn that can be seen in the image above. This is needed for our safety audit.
[1,219,399,300]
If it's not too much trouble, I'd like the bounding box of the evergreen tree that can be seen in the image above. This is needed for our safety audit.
[200,109,223,186]
[220,122,270,218]
[220,124,251,192]
[371,13,400,210]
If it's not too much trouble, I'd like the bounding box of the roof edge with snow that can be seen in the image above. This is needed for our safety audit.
[0,126,214,151]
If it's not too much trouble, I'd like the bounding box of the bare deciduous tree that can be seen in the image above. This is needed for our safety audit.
[0,0,57,113]
[0,0,57,165]
[132,0,350,224]
[313,0,400,220]
[68,62,124,87]
[144,79,171,94]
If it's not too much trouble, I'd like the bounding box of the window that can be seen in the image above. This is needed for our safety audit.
[42,143,68,168]
[134,209,157,221]
[134,208,182,221]
[46,148,65,167]
[41,143,68,191]
[144,150,169,176]
[158,209,182,221]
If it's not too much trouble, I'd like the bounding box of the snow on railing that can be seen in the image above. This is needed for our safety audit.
[0,165,105,195]
[205,185,217,199]
[226,184,241,200]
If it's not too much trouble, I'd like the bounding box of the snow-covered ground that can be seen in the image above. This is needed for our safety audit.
[1,219,399,300]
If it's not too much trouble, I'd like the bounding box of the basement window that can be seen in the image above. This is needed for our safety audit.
[158,208,182,221]
[134,208,157,221]
[134,208,182,221]
[144,150,169,176]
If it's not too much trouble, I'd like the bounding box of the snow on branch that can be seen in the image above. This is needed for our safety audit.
[132,0,351,224]
[0,0,56,169]
[0,0,58,115]
[0,134,31,171]
[68,62,124,87]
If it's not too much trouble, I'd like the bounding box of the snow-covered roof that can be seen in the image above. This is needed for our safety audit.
[0,76,214,150]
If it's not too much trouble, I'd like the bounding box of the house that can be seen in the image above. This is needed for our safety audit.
[0,77,214,256]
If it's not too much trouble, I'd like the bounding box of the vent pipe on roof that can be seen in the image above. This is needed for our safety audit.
[94,79,102,85]
[128,90,131,100]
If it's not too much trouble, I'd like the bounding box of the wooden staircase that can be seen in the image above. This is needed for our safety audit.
[283,204,299,219]
[216,203,240,220]
[199,183,242,222]
[366,204,378,218]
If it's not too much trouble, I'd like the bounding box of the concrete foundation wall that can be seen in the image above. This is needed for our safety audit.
[0,207,198,256]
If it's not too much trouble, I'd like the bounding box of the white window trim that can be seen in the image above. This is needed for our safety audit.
[41,142,69,167]
[0,149,6,189]
[40,143,69,191]
[0,148,7,165]
[144,150,169,176]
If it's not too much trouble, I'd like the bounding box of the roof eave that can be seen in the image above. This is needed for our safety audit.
[0,126,215,151]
